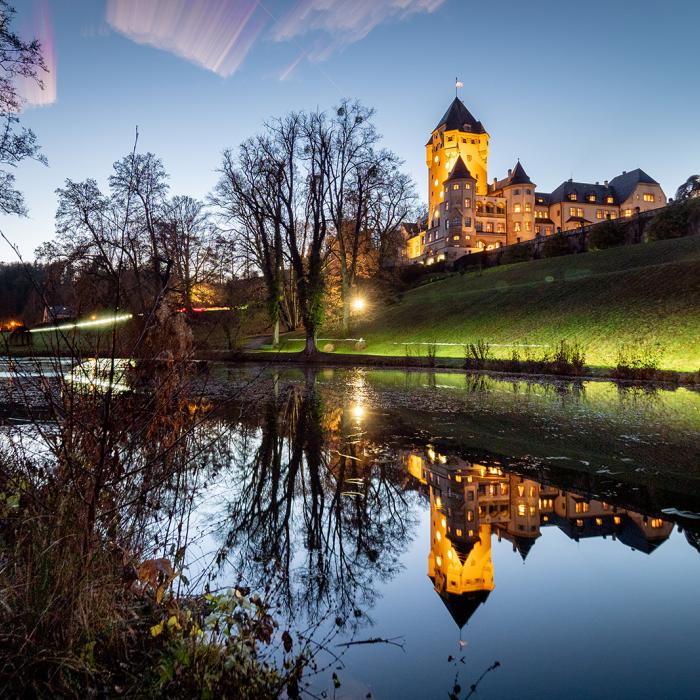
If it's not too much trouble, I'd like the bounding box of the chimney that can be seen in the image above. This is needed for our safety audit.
[568,178,573,182]
[622,170,627,175]
[604,180,609,186]
[508,168,512,177]
[595,181,599,185]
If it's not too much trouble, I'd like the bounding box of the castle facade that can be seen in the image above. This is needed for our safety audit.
[405,97,667,264]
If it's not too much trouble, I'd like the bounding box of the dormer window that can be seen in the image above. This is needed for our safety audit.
[606,196,614,204]
[453,184,460,190]
[569,193,577,201]
[587,194,596,202]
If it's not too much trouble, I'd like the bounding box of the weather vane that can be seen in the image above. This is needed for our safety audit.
[455,77,463,97]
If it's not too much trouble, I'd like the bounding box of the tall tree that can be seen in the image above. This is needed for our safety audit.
[676,174,700,201]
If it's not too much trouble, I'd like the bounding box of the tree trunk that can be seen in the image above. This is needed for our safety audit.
[304,331,317,355]
[272,317,280,346]
[341,277,350,336]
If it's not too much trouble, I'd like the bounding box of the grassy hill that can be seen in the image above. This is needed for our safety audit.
[313,236,700,371]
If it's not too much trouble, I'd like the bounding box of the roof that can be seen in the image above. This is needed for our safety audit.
[402,222,422,236]
[430,584,490,629]
[535,216,555,224]
[608,168,659,203]
[535,192,551,205]
[566,216,592,224]
[434,97,486,134]
[549,180,618,205]
[446,156,474,182]
[493,161,535,191]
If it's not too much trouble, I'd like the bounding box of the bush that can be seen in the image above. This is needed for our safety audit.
[614,340,665,380]
[542,234,573,258]
[464,339,491,369]
[646,198,700,241]
[322,343,335,353]
[588,221,628,250]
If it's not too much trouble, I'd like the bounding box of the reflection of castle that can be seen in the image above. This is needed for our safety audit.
[407,449,673,630]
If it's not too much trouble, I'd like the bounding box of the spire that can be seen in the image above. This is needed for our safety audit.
[446,155,474,182]
[434,96,486,134]
[505,160,533,186]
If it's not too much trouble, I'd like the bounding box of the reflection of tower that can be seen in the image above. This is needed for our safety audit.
[418,453,494,630]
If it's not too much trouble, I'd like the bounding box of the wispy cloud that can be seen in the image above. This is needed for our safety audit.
[271,0,446,60]
[105,0,269,77]
[17,0,57,108]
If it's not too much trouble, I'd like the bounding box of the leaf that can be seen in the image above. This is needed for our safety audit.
[282,630,293,653]
[150,621,164,637]
[180,574,190,587]
[332,672,341,689]
[155,585,165,604]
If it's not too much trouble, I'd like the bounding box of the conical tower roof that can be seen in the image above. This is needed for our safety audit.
[434,97,486,134]
[446,156,474,182]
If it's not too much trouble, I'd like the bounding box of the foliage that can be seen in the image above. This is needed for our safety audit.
[646,197,700,241]
[614,340,666,380]
[588,220,628,250]
[464,339,491,369]
[675,174,700,201]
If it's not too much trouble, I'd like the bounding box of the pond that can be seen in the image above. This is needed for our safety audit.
[2,363,700,698]
[182,366,700,700]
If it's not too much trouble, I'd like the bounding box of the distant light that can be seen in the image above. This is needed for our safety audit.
[91,314,97,321]
[351,297,366,313]
[30,313,133,333]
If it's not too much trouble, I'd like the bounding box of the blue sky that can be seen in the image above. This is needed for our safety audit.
[2,0,699,261]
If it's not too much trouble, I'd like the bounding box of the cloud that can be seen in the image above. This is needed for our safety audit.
[271,0,446,59]
[17,0,57,108]
[105,0,269,77]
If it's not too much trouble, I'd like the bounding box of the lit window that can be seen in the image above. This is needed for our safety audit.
[569,193,577,201]
[497,223,505,233]
[486,222,493,232]
[434,179,439,187]
[514,222,521,232]
[575,501,589,513]
[575,519,584,527]
[464,199,471,208]
[606,196,614,204]
[514,203,522,213]
[518,504,526,516]
[651,518,663,528]
[453,184,460,190]
[434,156,439,164]
[597,209,603,219]
[453,235,460,241]
[465,183,471,190]
[643,193,655,202]
[595,518,603,526]
[610,211,617,219]
[614,516,621,525]
[587,194,596,202]
[525,202,532,212]
[623,209,633,217]
[525,221,532,231]
[456,528,462,536]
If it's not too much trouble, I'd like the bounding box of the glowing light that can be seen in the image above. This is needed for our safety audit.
[106,0,268,77]
[30,313,133,333]
[351,296,366,313]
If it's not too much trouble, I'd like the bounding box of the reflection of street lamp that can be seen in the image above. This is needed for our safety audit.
[351,404,364,421]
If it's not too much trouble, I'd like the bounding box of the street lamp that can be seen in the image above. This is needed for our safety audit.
[351,296,366,313]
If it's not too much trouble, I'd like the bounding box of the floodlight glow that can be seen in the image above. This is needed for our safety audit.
[351,297,366,312]
[30,313,133,334]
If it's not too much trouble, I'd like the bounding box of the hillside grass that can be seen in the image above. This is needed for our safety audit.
[286,236,700,371]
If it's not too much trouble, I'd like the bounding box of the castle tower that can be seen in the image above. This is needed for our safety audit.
[426,97,489,227]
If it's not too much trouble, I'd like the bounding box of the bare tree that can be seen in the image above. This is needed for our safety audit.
[0,0,48,216]
[159,195,218,311]
[676,174,700,201]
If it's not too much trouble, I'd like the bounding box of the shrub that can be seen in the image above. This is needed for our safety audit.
[552,340,586,376]
[542,234,573,258]
[465,339,491,369]
[322,343,335,353]
[425,341,438,367]
[646,198,700,241]
[588,221,628,250]
[354,339,366,351]
[614,340,665,380]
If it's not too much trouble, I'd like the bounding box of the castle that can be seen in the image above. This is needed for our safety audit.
[405,96,667,264]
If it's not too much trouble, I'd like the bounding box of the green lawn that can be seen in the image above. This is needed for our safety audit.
[292,236,700,371]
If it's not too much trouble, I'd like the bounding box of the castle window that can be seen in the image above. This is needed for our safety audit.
[464,199,471,208]
[597,209,603,219]
[545,226,552,235]
[610,211,617,219]
[453,235,460,241]
[434,179,439,187]
[606,196,614,204]
[623,209,633,217]
[447,136,454,142]
[514,189,520,195]
[569,193,577,201]
[587,194,596,202]
[497,223,505,233]
[514,222,521,232]
[643,193,655,202]
[525,221,532,231]
[467,155,472,161]
[514,203,522,213]
[486,222,493,232]
[453,184,460,190]
[462,138,467,143]
[525,202,531,212]
[465,183,471,190]
[475,222,483,232]
[526,189,531,195]
[464,217,472,227]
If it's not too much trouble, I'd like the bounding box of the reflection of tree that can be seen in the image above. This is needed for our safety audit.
[211,371,418,626]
